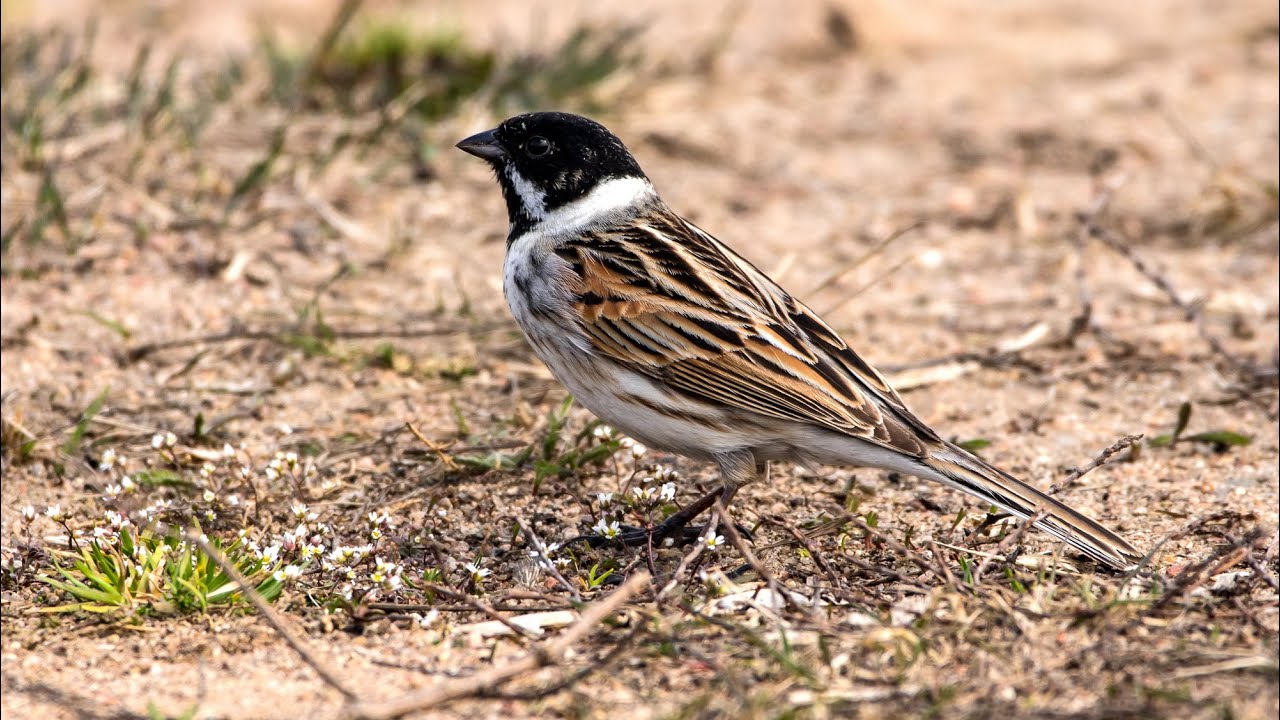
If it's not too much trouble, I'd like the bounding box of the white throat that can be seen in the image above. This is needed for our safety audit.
[504,172,655,234]
[537,176,655,233]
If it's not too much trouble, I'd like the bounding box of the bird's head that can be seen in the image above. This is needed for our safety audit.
[456,112,650,235]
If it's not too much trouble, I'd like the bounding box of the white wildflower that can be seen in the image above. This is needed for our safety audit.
[659,482,676,502]
[592,518,622,540]
[99,448,118,470]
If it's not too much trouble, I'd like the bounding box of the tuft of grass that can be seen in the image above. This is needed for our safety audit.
[38,525,285,615]
[297,18,645,122]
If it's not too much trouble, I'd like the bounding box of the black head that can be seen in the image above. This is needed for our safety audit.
[456,112,647,234]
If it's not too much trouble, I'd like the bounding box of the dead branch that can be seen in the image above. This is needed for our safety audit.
[1048,434,1143,496]
[1089,223,1257,377]
[187,532,358,702]
[344,571,649,720]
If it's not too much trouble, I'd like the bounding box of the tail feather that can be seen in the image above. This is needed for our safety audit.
[921,443,1142,571]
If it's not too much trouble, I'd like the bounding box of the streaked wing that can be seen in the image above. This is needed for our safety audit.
[556,204,940,456]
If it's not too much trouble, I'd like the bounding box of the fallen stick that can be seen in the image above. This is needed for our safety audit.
[344,571,650,720]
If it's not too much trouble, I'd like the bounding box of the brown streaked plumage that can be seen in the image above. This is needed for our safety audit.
[457,111,1143,571]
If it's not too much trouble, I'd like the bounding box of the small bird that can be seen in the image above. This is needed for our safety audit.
[457,112,1142,571]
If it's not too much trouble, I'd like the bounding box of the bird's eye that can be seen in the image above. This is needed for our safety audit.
[525,136,551,158]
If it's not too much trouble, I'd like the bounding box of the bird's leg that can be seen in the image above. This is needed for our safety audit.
[571,450,759,548]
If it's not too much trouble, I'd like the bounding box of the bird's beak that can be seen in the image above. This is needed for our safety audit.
[455,128,506,160]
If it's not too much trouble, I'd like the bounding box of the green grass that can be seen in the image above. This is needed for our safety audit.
[39,525,286,615]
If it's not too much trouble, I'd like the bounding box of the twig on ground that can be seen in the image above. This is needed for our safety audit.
[404,422,457,469]
[186,532,358,702]
[419,583,545,646]
[808,220,925,298]
[772,518,844,591]
[1062,176,1125,345]
[483,623,647,701]
[516,520,583,602]
[1090,223,1255,376]
[833,509,954,587]
[1151,536,1256,612]
[1048,434,1143,496]
[344,571,649,720]
[971,510,1046,584]
[654,509,721,602]
[125,322,501,362]
[715,499,807,615]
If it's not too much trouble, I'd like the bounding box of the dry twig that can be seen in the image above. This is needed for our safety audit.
[186,532,358,702]
[1048,434,1143,496]
[344,571,649,720]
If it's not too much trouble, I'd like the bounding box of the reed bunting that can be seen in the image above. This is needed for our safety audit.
[457,112,1141,571]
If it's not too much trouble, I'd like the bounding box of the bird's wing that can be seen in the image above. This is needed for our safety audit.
[556,205,940,456]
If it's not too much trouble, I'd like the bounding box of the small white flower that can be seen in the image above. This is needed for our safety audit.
[273,570,287,583]
[99,448,118,470]
[291,503,310,519]
[226,494,240,506]
[45,505,64,521]
[370,528,383,541]
[464,560,491,581]
[204,509,217,521]
[21,505,35,521]
[592,425,614,439]
[221,443,236,458]
[659,482,676,502]
[104,484,123,498]
[151,434,165,449]
[554,557,571,568]
[283,565,304,581]
[630,486,655,502]
[630,442,647,458]
[592,518,622,540]
[164,432,177,447]
[701,533,725,552]
[415,609,440,628]
[596,492,615,507]
[202,489,216,502]
[259,543,281,563]
[120,475,136,492]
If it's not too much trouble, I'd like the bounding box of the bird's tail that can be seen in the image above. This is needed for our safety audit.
[920,443,1142,571]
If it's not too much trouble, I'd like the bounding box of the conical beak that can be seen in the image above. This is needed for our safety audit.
[455,128,506,160]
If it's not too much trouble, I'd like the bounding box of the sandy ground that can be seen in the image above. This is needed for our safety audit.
[2,1,1277,718]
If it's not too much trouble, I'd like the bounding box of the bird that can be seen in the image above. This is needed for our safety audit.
[456,111,1142,571]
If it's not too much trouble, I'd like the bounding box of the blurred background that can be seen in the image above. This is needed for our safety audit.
[1,2,1277,719]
